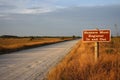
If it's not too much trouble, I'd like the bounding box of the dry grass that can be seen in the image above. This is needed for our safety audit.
[0,37,73,54]
[47,37,120,80]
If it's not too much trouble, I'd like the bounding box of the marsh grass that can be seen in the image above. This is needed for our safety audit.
[47,37,120,80]
[0,37,73,54]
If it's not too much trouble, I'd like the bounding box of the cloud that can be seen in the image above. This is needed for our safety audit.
[0,0,120,15]
[16,8,52,14]
[0,0,59,14]
[0,5,120,36]
[0,1,17,13]
[0,4,16,10]
[0,14,6,17]
[0,14,14,20]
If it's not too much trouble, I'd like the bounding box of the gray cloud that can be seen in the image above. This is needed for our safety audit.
[0,4,16,10]
[0,5,120,36]
[0,0,58,14]
[0,2,17,12]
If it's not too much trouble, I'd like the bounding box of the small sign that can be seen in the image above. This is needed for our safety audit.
[83,30,111,42]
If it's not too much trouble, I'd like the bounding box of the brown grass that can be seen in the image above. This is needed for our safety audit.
[0,37,73,54]
[47,37,120,80]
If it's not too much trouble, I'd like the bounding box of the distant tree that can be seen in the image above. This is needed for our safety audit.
[0,35,19,38]
[61,37,65,40]
[72,35,76,39]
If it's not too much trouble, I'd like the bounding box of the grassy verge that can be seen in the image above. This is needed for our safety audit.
[0,37,74,54]
[47,37,120,80]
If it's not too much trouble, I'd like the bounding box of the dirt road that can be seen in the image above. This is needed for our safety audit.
[0,40,79,80]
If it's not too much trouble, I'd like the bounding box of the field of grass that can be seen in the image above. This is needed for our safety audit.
[0,37,73,54]
[47,37,120,80]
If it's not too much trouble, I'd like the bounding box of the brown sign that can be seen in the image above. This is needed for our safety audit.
[83,30,111,42]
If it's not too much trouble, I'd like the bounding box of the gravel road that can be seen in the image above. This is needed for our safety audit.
[0,40,79,80]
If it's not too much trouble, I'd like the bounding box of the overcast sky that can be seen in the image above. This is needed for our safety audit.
[0,0,120,36]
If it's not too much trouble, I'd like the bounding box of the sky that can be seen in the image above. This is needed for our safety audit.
[0,0,120,36]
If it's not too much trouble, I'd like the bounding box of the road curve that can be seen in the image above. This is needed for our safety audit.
[0,40,79,80]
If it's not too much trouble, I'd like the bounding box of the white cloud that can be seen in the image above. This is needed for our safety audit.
[17,8,53,14]
[0,14,14,20]
[0,0,59,14]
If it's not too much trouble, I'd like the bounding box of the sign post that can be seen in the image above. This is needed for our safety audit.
[83,29,110,62]
[95,42,99,61]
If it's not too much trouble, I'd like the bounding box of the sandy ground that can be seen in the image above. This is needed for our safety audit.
[0,40,79,80]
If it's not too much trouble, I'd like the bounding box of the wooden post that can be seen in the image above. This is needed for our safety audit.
[83,29,110,62]
[95,42,99,62]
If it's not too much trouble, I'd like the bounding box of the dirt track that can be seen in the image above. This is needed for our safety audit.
[0,40,79,80]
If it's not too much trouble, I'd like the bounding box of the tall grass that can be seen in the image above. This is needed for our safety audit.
[47,37,120,80]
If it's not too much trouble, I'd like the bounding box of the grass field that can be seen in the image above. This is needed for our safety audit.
[0,37,73,54]
[47,37,120,80]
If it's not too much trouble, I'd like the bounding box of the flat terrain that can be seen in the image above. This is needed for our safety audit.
[47,37,120,80]
[0,37,73,54]
[0,39,79,80]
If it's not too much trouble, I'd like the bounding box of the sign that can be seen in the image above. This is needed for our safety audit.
[83,30,111,42]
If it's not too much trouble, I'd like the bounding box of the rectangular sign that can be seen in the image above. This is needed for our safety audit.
[83,30,111,42]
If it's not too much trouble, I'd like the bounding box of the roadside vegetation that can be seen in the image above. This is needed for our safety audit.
[47,37,120,80]
[0,35,79,54]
